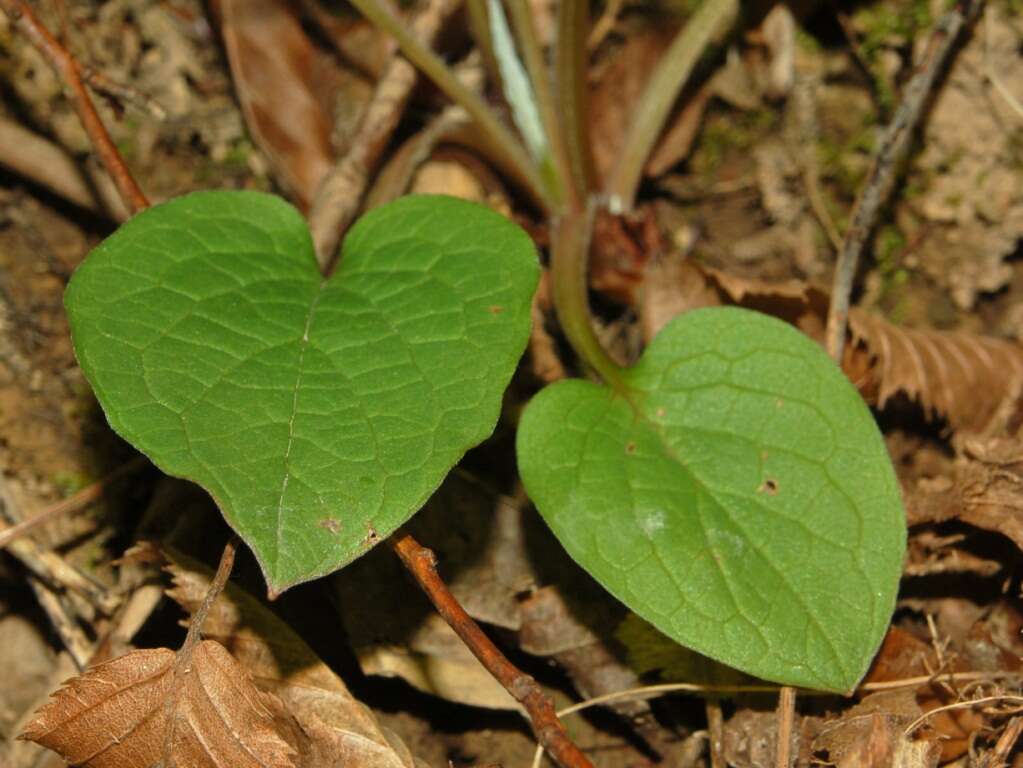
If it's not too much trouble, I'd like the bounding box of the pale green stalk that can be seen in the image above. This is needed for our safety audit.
[348,0,556,212]
[555,0,596,197]
[550,205,626,390]
[604,0,739,211]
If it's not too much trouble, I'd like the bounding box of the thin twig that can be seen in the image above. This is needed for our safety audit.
[162,536,239,764]
[775,686,796,768]
[390,531,595,768]
[179,536,239,654]
[706,699,725,768]
[82,66,167,121]
[309,0,460,270]
[0,477,119,615]
[824,0,982,362]
[904,695,1023,737]
[0,0,148,214]
[0,456,147,551]
[979,715,1023,768]
[26,579,94,669]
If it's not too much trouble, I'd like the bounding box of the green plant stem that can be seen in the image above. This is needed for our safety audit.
[556,0,596,197]
[504,0,571,208]
[604,0,739,211]
[348,0,555,212]
[465,0,500,90]
[551,205,626,390]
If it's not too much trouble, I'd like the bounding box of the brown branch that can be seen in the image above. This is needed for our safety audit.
[774,686,796,768]
[0,0,149,214]
[179,535,239,655]
[824,0,982,363]
[163,535,239,763]
[390,531,595,768]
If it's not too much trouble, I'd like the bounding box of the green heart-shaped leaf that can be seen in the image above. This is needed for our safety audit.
[517,307,905,692]
[66,191,538,594]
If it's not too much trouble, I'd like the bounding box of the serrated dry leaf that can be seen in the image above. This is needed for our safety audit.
[848,311,1023,436]
[211,0,336,210]
[164,549,421,768]
[21,640,295,768]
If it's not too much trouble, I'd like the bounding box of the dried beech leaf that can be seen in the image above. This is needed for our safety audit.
[164,549,421,768]
[212,0,336,209]
[21,641,295,768]
[848,310,1023,436]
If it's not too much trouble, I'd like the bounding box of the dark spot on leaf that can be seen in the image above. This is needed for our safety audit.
[488,305,505,314]
[625,441,636,455]
[759,478,778,495]
[655,407,666,418]
[319,518,342,534]
[364,524,380,546]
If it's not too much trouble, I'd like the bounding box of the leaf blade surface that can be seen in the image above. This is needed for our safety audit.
[517,307,905,692]
[66,191,538,593]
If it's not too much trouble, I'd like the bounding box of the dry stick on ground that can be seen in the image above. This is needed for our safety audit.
[0,456,148,551]
[390,531,596,768]
[309,0,459,270]
[705,699,726,768]
[0,477,119,616]
[0,116,128,218]
[824,0,982,362]
[774,685,796,768]
[162,536,239,760]
[0,0,148,214]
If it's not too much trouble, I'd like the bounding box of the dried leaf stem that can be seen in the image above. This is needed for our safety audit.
[179,536,239,656]
[163,536,240,762]
[824,0,981,362]
[390,531,595,768]
[0,0,149,214]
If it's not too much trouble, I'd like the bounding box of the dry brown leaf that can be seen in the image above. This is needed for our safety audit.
[212,0,336,210]
[163,549,422,768]
[906,437,1023,556]
[813,691,924,768]
[848,311,1023,437]
[21,640,295,768]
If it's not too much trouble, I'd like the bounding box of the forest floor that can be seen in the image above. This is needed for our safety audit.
[3,1,1023,767]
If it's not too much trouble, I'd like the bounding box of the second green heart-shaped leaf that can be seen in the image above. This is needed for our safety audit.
[517,307,905,692]
[66,191,538,595]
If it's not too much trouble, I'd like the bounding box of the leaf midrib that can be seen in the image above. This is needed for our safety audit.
[273,277,328,578]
